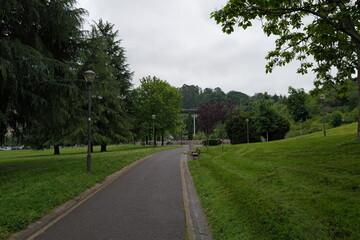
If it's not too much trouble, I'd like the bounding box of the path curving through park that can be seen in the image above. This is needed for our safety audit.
[32,147,187,240]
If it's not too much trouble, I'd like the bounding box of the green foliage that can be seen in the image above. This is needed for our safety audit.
[211,0,360,139]
[255,99,290,141]
[178,84,201,109]
[225,114,258,144]
[212,1,359,85]
[79,20,134,148]
[211,123,228,140]
[202,139,221,146]
[330,111,343,128]
[286,87,310,123]
[178,85,250,109]
[133,76,182,142]
[189,123,360,239]
[0,0,85,146]
[226,90,250,106]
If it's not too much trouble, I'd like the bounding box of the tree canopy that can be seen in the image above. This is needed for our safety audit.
[133,76,182,145]
[287,87,310,123]
[80,20,133,151]
[212,0,360,139]
[0,0,85,146]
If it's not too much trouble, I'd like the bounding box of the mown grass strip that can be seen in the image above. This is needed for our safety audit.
[0,145,177,240]
[189,124,360,240]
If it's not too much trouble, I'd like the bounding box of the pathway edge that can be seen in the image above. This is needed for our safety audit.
[181,154,213,240]
[8,153,155,240]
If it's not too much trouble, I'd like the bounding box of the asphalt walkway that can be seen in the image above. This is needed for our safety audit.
[33,147,186,240]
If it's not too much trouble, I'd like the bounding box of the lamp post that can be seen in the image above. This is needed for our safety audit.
[84,70,96,174]
[180,123,183,146]
[191,114,198,138]
[246,118,249,143]
[320,94,326,136]
[152,114,156,148]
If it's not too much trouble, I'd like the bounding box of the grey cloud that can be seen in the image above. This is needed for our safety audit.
[77,0,315,95]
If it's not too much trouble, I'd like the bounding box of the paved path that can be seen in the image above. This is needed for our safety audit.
[34,147,186,240]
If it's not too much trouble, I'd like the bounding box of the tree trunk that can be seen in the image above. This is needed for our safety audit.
[266,131,269,142]
[155,128,157,147]
[101,144,107,152]
[91,143,93,153]
[161,132,164,146]
[357,45,360,140]
[146,135,148,145]
[54,145,60,155]
[206,135,209,150]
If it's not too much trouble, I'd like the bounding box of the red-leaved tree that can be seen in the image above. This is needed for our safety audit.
[197,102,233,147]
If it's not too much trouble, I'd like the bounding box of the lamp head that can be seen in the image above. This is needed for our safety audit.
[84,70,96,83]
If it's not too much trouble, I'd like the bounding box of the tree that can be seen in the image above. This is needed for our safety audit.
[199,87,227,105]
[330,111,344,127]
[197,102,227,147]
[186,114,194,140]
[133,76,182,146]
[287,87,310,135]
[0,0,85,152]
[225,114,258,144]
[255,100,290,141]
[80,19,133,152]
[226,91,250,106]
[212,1,360,139]
[178,84,201,109]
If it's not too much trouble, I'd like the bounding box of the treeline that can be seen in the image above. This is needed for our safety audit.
[178,80,358,144]
[1,1,182,153]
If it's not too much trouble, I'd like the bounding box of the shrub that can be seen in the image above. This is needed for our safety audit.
[330,111,343,127]
[202,139,221,146]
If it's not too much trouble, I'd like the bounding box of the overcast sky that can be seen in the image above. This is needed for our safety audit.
[76,0,316,96]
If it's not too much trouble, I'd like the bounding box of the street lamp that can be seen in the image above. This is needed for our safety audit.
[84,70,96,174]
[246,118,249,143]
[320,94,326,136]
[152,114,156,148]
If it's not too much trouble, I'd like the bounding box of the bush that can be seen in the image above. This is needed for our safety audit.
[225,115,258,144]
[202,139,221,146]
[344,108,358,123]
[330,111,343,127]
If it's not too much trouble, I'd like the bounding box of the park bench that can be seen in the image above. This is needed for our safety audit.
[191,148,201,158]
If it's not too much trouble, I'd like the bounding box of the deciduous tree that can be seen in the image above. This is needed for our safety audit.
[212,0,360,139]
[133,76,182,146]
[287,87,310,135]
[197,102,227,147]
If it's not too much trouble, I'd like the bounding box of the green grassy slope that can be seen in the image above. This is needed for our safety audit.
[189,123,360,240]
[0,145,177,239]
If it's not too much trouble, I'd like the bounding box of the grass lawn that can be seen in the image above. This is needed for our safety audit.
[189,123,360,240]
[0,144,178,239]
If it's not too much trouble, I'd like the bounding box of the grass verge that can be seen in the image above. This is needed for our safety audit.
[189,123,360,240]
[0,145,177,239]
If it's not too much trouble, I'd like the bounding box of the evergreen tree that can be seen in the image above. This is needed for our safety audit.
[0,0,85,151]
[80,19,133,151]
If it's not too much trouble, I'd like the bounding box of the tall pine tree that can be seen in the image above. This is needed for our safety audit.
[0,0,85,152]
[80,19,133,152]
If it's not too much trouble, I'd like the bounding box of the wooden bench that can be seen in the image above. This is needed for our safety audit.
[191,148,201,158]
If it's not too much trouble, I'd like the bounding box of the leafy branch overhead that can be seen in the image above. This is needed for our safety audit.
[211,0,360,139]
